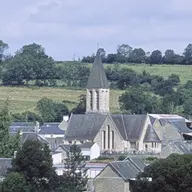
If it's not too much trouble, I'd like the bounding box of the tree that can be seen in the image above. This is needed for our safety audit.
[129,48,146,63]
[183,43,192,64]
[133,154,192,192]
[36,97,69,122]
[183,98,192,116]
[119,87,159,114]
[0,101,20,158]
[11,140,57,192]
[1,172,30,192]
[117,44,133,58]
[0,40,9,64]
[71,94,86,114]
[116,68,139,89]
[64,144,88,192]
[150,50,162,64]
[163,49,175,64]
[2,43,55,85]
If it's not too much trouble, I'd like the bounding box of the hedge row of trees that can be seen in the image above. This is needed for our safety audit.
[82,44,192,64]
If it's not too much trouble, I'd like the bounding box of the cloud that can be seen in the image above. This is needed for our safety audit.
[0,0,192,60]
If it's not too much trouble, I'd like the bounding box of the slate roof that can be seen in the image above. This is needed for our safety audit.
[39,122,64,135]
[144,125,161,142]
[86,49,109,89]
[21,132,49,144]
[111,115,147,141]
[65,114,107,140]
[0,158,12,177]
[168,119,192,134]
[9,122,36,133]
[109,157,146,181]
[81,142,95,149]
[56,144,71,152]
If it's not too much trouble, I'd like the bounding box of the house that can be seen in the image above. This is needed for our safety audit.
[94,157,146,192]
[64,49,161,153]
[9,122,38,134]
[55,142,100,161]
[38,122,65,150]
[53,162,107,178]
[0,158,12,181]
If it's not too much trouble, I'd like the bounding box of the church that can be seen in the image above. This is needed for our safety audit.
[64,49,163,153]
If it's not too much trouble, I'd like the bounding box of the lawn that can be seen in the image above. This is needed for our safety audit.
[0,86,123,114]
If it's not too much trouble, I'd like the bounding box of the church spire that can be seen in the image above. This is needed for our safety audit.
[86,49,109,89]
[86,48,110,114]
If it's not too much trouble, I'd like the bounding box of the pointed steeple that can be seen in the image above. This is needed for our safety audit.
[86,49,109,89]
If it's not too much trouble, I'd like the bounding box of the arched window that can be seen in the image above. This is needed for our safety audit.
[103,131,106,149]
[107,125,110,149]
[96,90,99,110]
[112,131,115,149]
[89,90,93,110]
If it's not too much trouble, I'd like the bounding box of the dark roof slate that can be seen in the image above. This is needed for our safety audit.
[111,115,147,141]
[21,133,48,144]
[144,125,161,142]
[86,49,109,89]
[109,157,146,180]
[39,123,64,134]
[65,114,107,140]
[81,142,95,149]
[168,119,192,134]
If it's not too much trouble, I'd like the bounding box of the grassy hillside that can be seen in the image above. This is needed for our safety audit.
[0,86,123,114]
[104,64,192,84]
[0,64,191,114]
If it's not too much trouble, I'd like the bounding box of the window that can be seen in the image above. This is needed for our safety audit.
[103,131,106,149]
[89,90,93,110]
[130,142,136,149]
[112,131,114,149]
[107,125,110,149]
[96,90,99,110]
[152,142,157,148]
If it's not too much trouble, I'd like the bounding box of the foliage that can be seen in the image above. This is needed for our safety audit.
[11,111,43,125]
[64,144,88,192]
[119,87,160,114]
[150,50,162,64]
[133,154,192,192]
[11,140,57,192]
[1,172,30,192]
[0,101,20,158]
[71,94,86,114]
[0,40,9,64]
[2,43,55,85]
[36,97,69,122]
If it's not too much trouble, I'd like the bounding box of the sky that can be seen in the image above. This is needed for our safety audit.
[1,0,192,61]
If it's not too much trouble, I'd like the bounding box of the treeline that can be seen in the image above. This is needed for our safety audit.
[82,44,192,64]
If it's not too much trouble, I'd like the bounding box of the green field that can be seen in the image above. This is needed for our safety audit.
[104,64,192,84]
[0,86,123,113]
[0,64,191,114]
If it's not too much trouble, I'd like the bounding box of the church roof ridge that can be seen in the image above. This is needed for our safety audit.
[86,48,109,89]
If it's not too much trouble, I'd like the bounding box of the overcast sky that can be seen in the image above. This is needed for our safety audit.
[1,0,192,60]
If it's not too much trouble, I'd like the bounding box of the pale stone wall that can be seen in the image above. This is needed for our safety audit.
[94,166,127,192]
[138,115,150,151]
[94,116,124,152]
[143,142,162,153]
[86,88,109,113]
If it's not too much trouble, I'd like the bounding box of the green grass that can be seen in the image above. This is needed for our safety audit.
[104,64,192,84]
[0,86,123,114]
